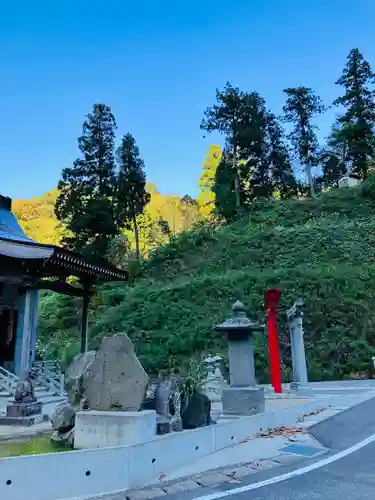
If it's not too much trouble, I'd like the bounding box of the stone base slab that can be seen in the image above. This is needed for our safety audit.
[222,386,265,416]
[6,401,42,418]
[0,414,44,426]
[290,382,314,396]
[74,410,156,449]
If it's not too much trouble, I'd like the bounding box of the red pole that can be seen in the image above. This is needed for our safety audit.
[264,289,282,394]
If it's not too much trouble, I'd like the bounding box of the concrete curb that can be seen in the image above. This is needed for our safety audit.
[0,395,335,500]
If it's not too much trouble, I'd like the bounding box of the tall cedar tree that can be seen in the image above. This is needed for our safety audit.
[317,125,347,188]
[266,113,297,199]
[116,134,150,259]
[213,150,238,220]
[334,48,375,179]
[55,104,118,261]
[201,83,246,212]
[237,92,272,200]
[283,87,325,197]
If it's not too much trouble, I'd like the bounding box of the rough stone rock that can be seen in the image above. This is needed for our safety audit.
[181,392,214,430]
[50,402,76,433]
[65,351,96,406]
[83,333,149,411]
[51,428,75,448]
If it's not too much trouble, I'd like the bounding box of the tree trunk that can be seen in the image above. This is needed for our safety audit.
[233,143,241,211]
[133,213,140,259]
[307,163,316,198]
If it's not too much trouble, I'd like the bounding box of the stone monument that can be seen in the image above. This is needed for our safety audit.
[74,333,156,449]
[65,350,96,407]
[215,301,265,418]
[286,298,312,396]
[0,368,43,426]
[82,334,149,411]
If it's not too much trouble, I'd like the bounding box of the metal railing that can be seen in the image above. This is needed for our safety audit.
[32,360,65,397]
[0,366,19,393]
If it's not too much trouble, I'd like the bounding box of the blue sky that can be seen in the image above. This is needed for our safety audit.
[1,0,375,200]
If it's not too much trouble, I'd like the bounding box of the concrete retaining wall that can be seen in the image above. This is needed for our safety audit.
[0,396,334,500]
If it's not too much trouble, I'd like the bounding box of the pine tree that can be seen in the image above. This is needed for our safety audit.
[266,113,297,199]
[283,87,325,197]
[334,48,375,179]
[197,145,222,217]
[55,103,118,261]
[116,134,150,259]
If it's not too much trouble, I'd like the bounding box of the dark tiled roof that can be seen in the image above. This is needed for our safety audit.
[0,195,128,282]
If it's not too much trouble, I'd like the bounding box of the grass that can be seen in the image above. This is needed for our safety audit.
[38,186,375,381]
[0,436,71,458]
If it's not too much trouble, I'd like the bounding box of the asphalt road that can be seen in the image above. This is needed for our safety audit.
[187,396,375,500]
[211,441,375,500]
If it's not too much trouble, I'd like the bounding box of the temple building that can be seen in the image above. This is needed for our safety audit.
[0,195,128,377]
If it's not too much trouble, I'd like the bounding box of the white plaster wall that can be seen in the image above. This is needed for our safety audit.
[0,446,129,500]
[338,176,360,188]
[0,396,334,500]
[213,411,272,451]
[127,425,216,487]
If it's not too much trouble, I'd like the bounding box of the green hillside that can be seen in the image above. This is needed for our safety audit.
[38,186,375,381]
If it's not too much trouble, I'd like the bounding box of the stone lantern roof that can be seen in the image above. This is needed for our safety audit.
[215,301,264,338]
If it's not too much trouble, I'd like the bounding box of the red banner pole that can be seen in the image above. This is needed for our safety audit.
[264,289,282,394]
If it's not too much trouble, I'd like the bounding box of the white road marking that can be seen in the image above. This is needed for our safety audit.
[194,432,375,500]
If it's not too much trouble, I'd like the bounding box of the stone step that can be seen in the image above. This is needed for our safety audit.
[39,395,67,404]
[35,386,57,393]
[35,392,59,399]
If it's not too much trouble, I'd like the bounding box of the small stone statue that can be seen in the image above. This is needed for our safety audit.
[155,379,172,418]
[155,379,172,434]
[170,377,183,431]
[14,368,38,404]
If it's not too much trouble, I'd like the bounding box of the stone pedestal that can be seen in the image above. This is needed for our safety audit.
[156,415,171,435]
[74,410,156,449]
[222,386,265,417]
[0,401,43,426]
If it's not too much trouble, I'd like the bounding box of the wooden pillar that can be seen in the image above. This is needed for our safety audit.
[20,289,32,378]
[80,293,90,353]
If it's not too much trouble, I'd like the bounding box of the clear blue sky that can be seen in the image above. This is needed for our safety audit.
[1,0,375,200]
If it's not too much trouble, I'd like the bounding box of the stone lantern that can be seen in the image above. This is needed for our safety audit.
[215,301,265,417]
